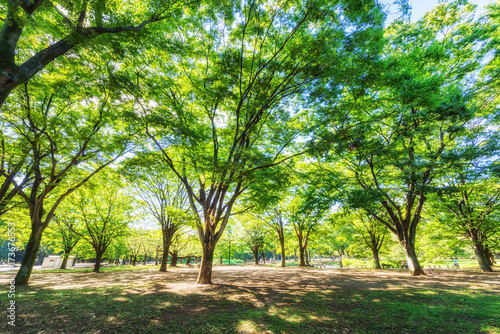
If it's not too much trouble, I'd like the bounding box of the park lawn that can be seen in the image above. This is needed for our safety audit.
[1,267,499,334]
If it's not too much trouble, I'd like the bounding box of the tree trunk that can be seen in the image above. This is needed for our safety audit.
[170,251,178,267]
[160,244,170,272]
[197,243,215,284]
[60,257,69,270]
[261,251,266,265]
[132,255,137,266]
[371,247,381,269]
[484,247,495,266]
[280,239,286,267]
[402,241,425,276]
[472,241,493,272]
[143,253,147,265]
[186,256,192,265]
[93,250,103,273]
[15,226,44,285]
[299,247,306,267]
[252,246,259,265]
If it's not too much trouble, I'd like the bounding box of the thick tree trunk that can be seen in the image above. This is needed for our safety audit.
[280,239,286,267]
[402,242,425,276]
[299,247,306,267]
[93,251,103,273]
[60,257,69,270]
[132,256,137,266]
[252,247,259,265]
[170,251,178,267]
[371,247,381,269]
[197,243,215,284]
[484,247,495,266]
[15,226,44,285]
[472,242,493,272]
[160,244,170,272]
[186,256,192,265]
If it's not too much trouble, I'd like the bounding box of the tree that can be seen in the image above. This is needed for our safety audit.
[50,212,81,269]
[69,175,132,272]
[0,0,196,106]
[2,65,128,285]
[123,156,193,271]
[264,208,287,267]
[431,121,500,271]
[132,0,385,284]
[244,226,265,265]
[126,229,145,266]
[310,1,491,275]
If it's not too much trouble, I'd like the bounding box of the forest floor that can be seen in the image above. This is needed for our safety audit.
[1,266,499,333]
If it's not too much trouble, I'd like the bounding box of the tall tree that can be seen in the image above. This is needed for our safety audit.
[311,1,492,275]
[69,174,132,273]
[130,0,385,284]
[123,156,193,272]
[2,64,128,285]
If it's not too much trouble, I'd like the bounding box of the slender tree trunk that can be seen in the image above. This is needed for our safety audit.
[143,253,147,265]
[299,247,306,267]
[280,238,286,267]
[472,241,493,272]
[261,251,266,265]
[132,255,137,266]
[170,251,178,267]
[197,242,215,284]
[15,225,45,285]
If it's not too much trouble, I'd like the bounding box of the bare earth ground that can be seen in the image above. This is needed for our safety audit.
[1,266,499,333]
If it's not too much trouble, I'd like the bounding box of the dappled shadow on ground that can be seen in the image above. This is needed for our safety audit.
[1,266,499,333]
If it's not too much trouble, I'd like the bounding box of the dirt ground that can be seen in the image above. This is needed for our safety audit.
[5,265,499,293]
[2,266,499,334]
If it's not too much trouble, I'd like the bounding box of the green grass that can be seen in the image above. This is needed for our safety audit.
[1,268,499,333]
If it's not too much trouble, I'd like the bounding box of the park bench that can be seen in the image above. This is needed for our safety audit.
[381,263,394,269]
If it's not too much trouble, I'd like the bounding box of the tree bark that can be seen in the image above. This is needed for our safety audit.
[160,243,170,272]
[143,253,147,265]
[472,241,493,272]
[372,247,381,269]
[299,246,306,267]
[197,243,215,284]
[14,225,44,285]
[186,256,192,265]
[60,257,69,270]
[252,246,259,265]
[402,240,425,276]
[170,251,178,267]
[132,256,137,266]
[93,250,103,273]
[280,239,286,267]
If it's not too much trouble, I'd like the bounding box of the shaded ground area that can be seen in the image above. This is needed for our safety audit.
[1,266,499,333]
